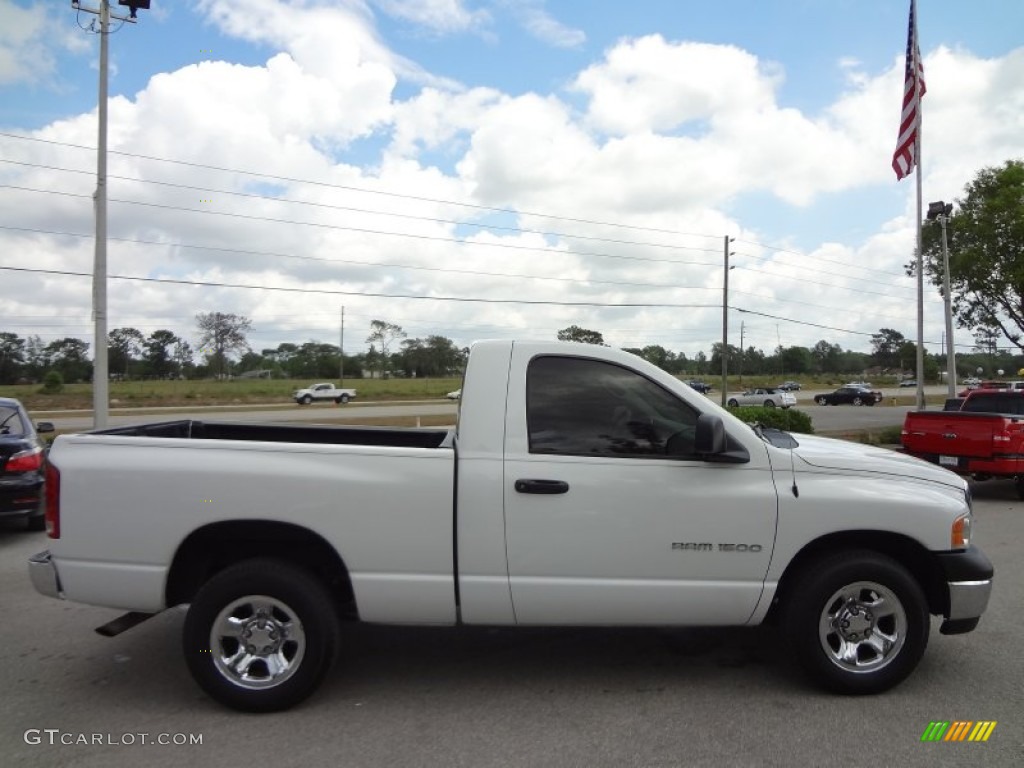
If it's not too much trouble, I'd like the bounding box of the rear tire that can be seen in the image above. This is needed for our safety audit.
[853,397,864,406]
[783,551,929,695]
[339,394,350,405]
[1015,476,1024,500]
[814,396,827,405]
[25,511,46,532]
[727,399,739,407]
[763,400,776,408]
[183,559,340,712]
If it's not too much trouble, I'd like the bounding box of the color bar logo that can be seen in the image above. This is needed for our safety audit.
[921,721,997,742]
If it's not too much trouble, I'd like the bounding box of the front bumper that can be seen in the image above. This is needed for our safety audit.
[934,546,993,635]
[28,550,63,600]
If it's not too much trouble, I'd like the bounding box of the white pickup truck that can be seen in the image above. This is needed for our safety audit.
[29,340,993,712]
[292,382,357,405]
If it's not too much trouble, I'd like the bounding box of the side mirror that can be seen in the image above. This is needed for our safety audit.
[692,413,750,464]
[36,422,55,434]
[694,413,727,455]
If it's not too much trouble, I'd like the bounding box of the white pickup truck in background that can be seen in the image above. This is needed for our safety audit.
[29,340,993,712]
[292,382,357,405]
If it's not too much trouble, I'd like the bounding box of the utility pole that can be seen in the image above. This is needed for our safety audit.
[72,1,148,428]
[339,306,345,385]
[739,321,745,388]
[720,235,734,407]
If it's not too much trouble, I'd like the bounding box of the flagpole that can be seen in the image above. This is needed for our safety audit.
[912,0,925,411]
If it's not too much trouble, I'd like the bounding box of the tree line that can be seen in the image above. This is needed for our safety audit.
[4,314,1023,387]
[0,314,467,385]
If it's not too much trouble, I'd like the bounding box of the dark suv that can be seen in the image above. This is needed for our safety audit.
[0,398,55,531]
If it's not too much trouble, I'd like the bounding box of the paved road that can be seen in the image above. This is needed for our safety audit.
[2,479,1020,768]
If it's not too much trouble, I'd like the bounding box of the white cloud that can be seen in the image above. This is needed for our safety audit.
[0,0,90,87]
[194,0,448,87]
[388,85,503,157]
[371,0,491,34]
[573,35,779,136]
[515,3,584,49]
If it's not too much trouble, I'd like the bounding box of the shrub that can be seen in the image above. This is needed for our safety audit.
[856,425,904,446]
[726,406,814,434]
[40,370,64,394]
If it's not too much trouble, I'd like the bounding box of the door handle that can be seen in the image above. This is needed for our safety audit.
[514,479,570,494]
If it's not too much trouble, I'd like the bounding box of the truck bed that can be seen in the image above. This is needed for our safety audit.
[95,420,454,449]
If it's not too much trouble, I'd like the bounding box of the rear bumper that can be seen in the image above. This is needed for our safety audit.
[934,546,993,634]
[28,550,63,600]
[0,477,45,518]
[903,451,1024,477]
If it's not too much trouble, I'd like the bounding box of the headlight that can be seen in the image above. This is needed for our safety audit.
[951,513,972,549]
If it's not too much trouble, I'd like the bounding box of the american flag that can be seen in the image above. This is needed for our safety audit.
[892,0,926,180]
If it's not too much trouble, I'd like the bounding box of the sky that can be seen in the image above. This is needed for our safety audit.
[1,0,1023,364]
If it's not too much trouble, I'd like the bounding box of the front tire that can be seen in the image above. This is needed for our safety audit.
[727,399,739,407]
[783,551,929,695]
[183,559,340,712]
[814,396,827,405]
[763,400,776,408]
[300,395,312,405]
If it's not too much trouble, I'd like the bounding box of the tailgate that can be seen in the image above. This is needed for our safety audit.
[903,413,998,459]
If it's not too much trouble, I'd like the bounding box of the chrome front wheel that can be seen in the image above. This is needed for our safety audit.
[817,581,906,675]
[784,551,928,694]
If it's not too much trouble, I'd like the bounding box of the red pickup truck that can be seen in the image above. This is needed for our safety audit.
[902,389,1024,497]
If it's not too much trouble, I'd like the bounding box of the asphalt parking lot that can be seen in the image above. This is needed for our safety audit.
[1,478,1021,768]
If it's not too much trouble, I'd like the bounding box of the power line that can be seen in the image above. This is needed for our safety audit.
[0,223,911,314]
[0,160,912,291]
[0,131,725,241]
[0,224,718,293]
[0,158,723,255]
[0,185,726,269]
[3,264,967,347]
[0,265,722,309]
[0,187,916,299]
[735,237,909,280]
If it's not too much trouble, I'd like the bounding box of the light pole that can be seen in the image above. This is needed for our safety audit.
[927,201,956,397]
[72,0,150,428]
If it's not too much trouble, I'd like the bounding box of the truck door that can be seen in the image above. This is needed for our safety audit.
[502,353,779,626]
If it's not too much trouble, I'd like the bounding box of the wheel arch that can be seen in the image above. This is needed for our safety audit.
[165,520,357,619]
[767,531,948,623]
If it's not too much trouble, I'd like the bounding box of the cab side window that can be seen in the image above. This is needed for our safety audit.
[526,356,699,458]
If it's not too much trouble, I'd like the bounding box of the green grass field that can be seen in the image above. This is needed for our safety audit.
[1,377,464,411]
